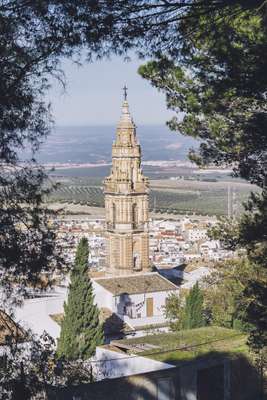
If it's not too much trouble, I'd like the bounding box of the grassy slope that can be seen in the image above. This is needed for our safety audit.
[117,326,248,364]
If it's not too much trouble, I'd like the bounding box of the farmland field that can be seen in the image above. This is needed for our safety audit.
[46,177,258,216]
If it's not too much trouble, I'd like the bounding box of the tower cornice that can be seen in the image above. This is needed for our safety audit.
[104,89,150,274]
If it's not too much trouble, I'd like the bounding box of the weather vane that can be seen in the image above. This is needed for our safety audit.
[123,84,128,101]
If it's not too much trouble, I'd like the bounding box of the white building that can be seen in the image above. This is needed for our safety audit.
[184,253,202,262]
[181,266,211,289]
[92,346,174,380]
[14,286,67,340]
[200,240,220,255]
[93,272,179,329]
[185,228,208,242]
[180,217,191,232]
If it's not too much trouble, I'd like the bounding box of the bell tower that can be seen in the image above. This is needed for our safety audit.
[104,88,150,274]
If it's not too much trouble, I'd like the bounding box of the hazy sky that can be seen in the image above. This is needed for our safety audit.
[47,55,173,126]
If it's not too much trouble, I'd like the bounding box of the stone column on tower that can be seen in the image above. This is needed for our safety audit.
[103,89,150,275]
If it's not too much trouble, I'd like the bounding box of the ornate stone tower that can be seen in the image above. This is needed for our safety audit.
[104,89,150,275]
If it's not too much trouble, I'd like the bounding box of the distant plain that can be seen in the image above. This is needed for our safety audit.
[36,126,258,216]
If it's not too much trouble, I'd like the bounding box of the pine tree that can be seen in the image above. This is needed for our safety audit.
[57,237,103,360]
[182,282,205,330]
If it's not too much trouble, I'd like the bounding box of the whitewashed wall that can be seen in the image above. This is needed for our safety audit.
[116,289,178,317]
[92,280,113,310]
[93,346,174,380]
[123,314,167,327]
[14,287,67,340]
[113,291,167,317]
[113,289,178,327]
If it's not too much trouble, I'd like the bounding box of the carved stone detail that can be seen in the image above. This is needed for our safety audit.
[103,99,150,274]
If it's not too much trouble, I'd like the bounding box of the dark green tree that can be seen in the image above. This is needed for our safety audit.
[235,192,267,351]
[138,4,267,187]
[182,282,205,330]
[57,238,103,360]
[210,192,267,344]
[138,0,266,355]
[2,0,265,294]
[164,292,184,331]
[3,1,266,396]
[203,258,254,330]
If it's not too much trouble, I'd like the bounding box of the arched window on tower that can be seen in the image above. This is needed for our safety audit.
[133,254,140,270]
[112,203,116,228]
[132,203,138,229]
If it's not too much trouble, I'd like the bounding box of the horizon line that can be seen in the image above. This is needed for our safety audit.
[53,123,170,128]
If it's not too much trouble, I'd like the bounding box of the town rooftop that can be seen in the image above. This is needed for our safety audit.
[94,272,179,296]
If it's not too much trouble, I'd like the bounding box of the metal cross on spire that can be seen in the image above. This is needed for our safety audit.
[123,84,128,101]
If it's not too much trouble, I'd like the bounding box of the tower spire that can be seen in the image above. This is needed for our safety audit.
[118,85,134,130]
[123,84,128,101]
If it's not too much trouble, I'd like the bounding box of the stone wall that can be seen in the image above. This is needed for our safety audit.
[48,354,261,400]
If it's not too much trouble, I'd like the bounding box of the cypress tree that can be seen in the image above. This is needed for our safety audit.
[182,282,205,329]
[57,237,103,360]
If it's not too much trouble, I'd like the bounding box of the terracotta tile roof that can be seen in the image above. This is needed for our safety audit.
[94,273,178,295]
[0,309,25,345]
